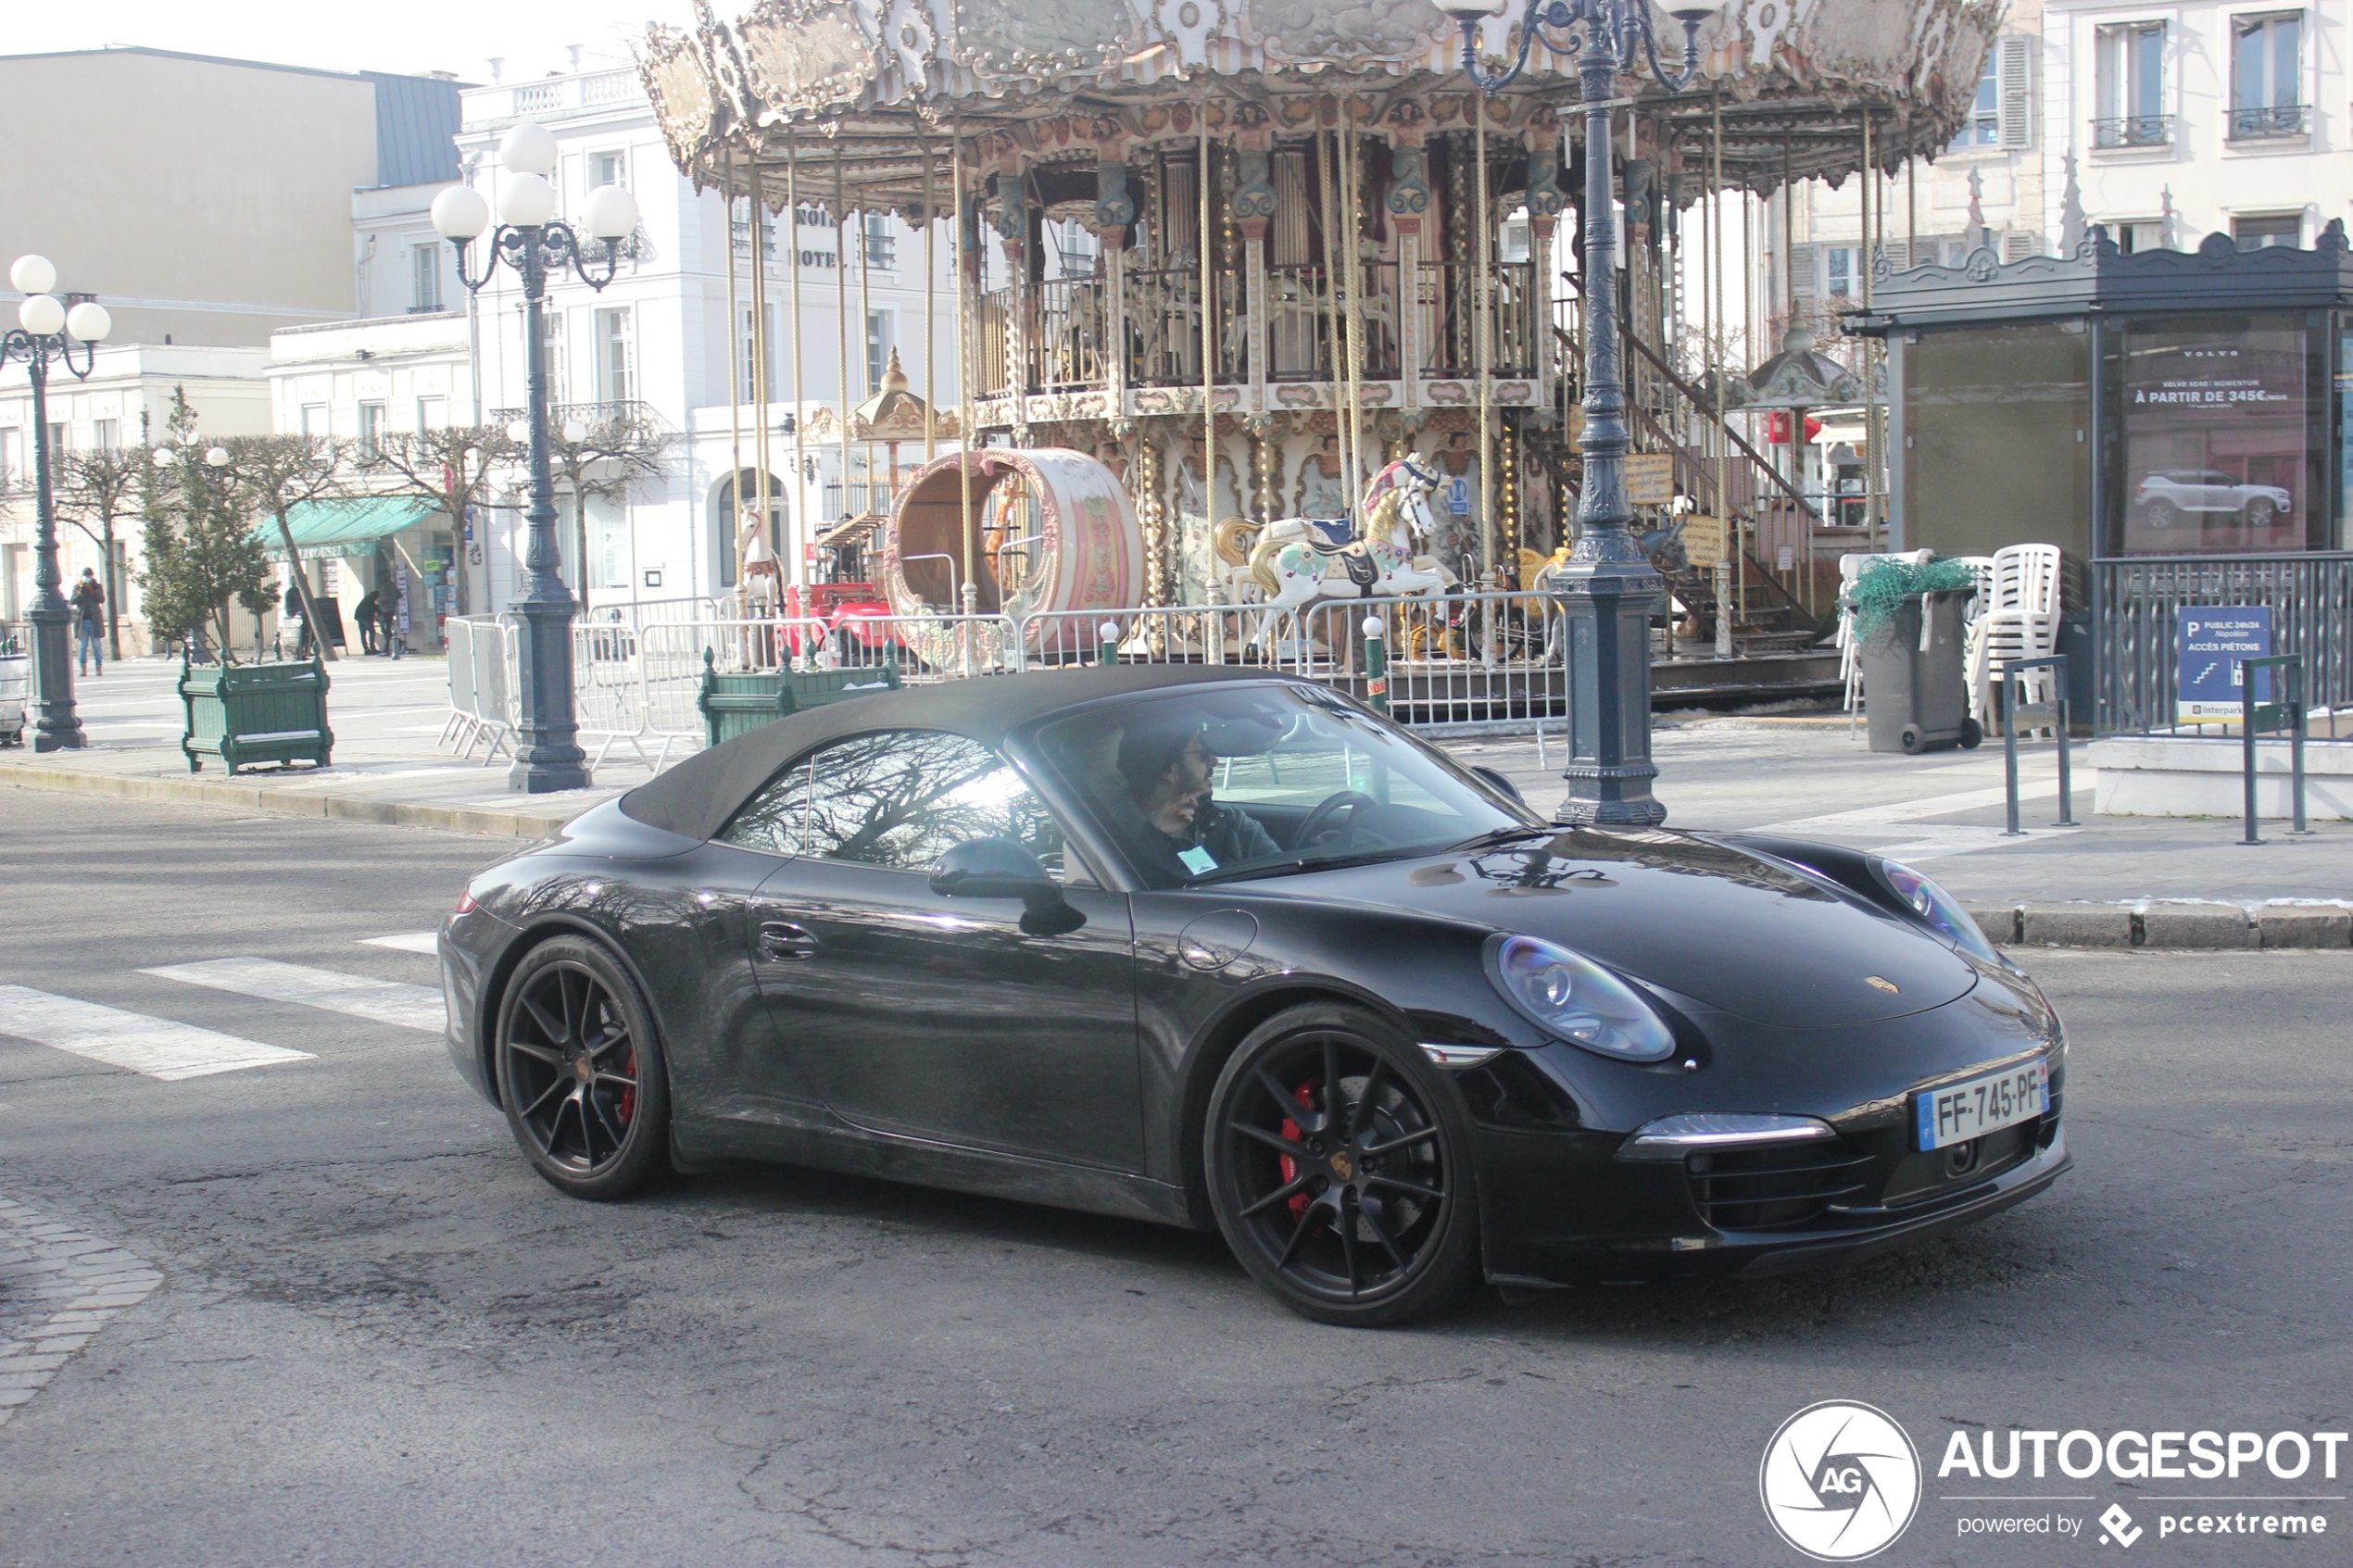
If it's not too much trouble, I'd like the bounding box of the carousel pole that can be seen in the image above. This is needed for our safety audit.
[1861,109,1879,537]
[1711,91,1731,657]
[1315,128,1350,507]
[923,141,937,469]
[859,186,875,511]
[1201,87,1216,608]
[953,124,977,623]
[788,147,809,588]
[1340,121,1368,512]
[835,151,853,532]
[1475,95,1495,593]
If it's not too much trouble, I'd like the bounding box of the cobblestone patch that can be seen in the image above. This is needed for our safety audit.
[0,1195,161,1427]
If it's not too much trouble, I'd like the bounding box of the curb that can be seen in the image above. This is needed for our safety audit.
[1969,901,2352,952]
[0,763,585,839]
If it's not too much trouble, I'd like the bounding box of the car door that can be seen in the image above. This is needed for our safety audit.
[725,728,1143,1171]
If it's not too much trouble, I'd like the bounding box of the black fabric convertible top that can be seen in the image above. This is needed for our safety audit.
[619,665,1300,843]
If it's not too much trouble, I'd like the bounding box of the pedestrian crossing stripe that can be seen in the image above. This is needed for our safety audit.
[360,933,439,955]
[0,985,314,1081]
[140,958,447,1034]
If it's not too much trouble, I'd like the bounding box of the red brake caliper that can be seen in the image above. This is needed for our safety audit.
[1279,1081,1315,1220]
[617,1047,637,1126]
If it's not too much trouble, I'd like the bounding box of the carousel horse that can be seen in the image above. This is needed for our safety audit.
[736,511,785,617]
[1245,456,1453,656]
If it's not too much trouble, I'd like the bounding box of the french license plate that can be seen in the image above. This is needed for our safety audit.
[1915,1061,2047,1151]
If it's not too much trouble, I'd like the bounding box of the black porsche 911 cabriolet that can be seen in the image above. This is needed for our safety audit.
[439,666,2068,1324]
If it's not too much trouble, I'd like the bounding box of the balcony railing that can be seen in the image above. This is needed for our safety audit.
[1031,278,1106,394]
[2228,103,2309,140]
[1123,267,1247,389]
[2093,114,2172,150]
[1265,264,1334,381]
[1416,261,1537,379]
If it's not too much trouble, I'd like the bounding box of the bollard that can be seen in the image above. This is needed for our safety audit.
[2000,654,2072,836]
[1098,619,1121,668]
[2237,654,2311,845]
[1361,615,1390,716]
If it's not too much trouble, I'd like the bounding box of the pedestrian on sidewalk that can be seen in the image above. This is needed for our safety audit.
[354,589,381,656]
[70,569,105,675]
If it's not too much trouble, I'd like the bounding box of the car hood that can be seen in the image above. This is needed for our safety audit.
[1252,826,1978,1029]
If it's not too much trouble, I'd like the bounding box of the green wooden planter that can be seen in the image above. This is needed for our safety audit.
[697,647,900,747]
[180,653,333,773]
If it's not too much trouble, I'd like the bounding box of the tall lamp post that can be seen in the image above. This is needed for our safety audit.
[4,255,112,752]
[432,120,639,794]
[1433,0,1721,826]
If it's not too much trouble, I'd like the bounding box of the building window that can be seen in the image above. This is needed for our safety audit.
[2116,220,2166,254]
[300,403,329,438]
[92,419,120,452]
[417,396,447,433]
[358,401,386,458]
[46,423,68,463]
[731,196,778,262]
[0,428,20,489]
[2233,213,2303,251]
[1043,219,1097,281]
[861,211,896,270]
[738,304,780,404]
[1951,53,1999,149]
[410,244,443,313]
[865,309,895,395]
[2094,21,2169,148]
[591,150,627,189]
[1826,246,1854,300]
[596,307,633,404]
[1499,214,1531,265]
[2231,12,2306,139]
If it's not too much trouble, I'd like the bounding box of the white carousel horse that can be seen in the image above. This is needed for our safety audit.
[736,511,784,617]
[1245,457,1453,657]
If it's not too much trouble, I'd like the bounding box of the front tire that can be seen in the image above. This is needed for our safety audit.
[2243,497,2277,528]
[495,935,671,1200]
[1204,1003,1479,1326]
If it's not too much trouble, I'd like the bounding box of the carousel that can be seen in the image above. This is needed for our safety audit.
[641,0,2000,682]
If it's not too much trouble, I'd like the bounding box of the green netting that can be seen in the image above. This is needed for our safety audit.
[1851,556,1977,640]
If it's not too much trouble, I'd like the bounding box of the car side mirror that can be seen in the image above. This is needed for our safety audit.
[929,837,1085,936]
[1468,765,1526,807]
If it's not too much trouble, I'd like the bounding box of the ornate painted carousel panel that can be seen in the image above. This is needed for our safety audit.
[649,0,1996,704]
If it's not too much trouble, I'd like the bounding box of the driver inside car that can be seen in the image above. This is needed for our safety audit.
[1110,715,1281,883]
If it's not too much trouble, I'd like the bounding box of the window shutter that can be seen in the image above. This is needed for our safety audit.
[1790,242,1819,299]
[1881,238,1911,271]
[2001,230,2042,262]
[1998,35,2035,148]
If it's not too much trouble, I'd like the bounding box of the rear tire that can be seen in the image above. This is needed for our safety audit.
[1204,1003,1479,1326]
[2145,499,2181,530]
[495,935,672,1201]
[2243,497,2277,528]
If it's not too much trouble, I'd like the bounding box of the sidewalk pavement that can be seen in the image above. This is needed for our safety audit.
[5,657,2348,942]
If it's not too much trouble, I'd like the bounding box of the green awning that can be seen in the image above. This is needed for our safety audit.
[255,497,437,559]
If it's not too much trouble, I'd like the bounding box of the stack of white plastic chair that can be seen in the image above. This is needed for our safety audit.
[1836,549,1934,715]
[1966,544,2063,734]
[1952,556,1997,629]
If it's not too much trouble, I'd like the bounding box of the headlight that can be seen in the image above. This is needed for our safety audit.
[1486,934,1676,1062]
[1871,858,2000,962]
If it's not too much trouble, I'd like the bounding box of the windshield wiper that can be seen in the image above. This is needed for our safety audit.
[1443,824,1558,855]
[1185,845,1424,886]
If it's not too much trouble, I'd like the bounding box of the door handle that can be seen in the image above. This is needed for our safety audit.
[758,921,820,961]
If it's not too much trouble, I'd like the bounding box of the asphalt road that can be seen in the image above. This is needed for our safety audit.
[2,793,2347,1567]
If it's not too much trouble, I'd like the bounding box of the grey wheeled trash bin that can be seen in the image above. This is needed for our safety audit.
[1861,588,1982,754]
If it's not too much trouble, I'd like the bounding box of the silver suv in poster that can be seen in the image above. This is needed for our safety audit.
[2134,469,2294,528]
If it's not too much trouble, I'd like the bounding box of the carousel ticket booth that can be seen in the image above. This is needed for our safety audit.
[1860,228,2353,814]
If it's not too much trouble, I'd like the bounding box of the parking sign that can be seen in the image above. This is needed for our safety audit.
[2175,607,2271,725]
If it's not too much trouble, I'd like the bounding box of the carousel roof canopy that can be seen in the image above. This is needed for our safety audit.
[638,0,2000,210]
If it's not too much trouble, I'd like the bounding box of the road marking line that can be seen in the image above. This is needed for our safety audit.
[1757,777,2065,833]
[139,958,447,1033]
[0,1195,165,1427]
[0,986,314,1080]
[360,933,439,956]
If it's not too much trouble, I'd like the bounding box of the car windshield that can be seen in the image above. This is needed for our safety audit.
[1030,684,1542,889]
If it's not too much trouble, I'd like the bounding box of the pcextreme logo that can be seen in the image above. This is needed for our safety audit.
[1760,1400,1924,1561]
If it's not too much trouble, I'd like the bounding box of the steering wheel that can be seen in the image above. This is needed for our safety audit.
[1297,790,1379,848]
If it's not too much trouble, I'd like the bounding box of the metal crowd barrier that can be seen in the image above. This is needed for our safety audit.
[440,614,518,764]
[1018,589,1568,726]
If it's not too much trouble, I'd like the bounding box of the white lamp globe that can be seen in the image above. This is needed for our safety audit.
[10,255,57,295]
[1430,0,1510,17]
[506,420,531,444]
[65,301,111,342]
[17,294,65,336]
[1668,0,1729,19]
[205,445,233,468]
[430,183,492,242]
[496,173,557,229]
[581,183,640,241]
[1362,615,1385,638]
[498,119,560,177]
[152,447,177,466]
[562,419,589,443]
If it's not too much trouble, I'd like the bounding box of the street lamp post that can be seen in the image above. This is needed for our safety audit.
[4,255,113,752]
[433,120,640,794]
[1432,0,1721,826]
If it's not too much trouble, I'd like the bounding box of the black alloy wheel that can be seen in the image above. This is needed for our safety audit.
[495,935,670,1199]
[1205,1003,1478,1325]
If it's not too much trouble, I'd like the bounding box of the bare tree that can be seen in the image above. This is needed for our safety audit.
[361,424,518,615]
[543,408,673,613]
[56,443,145,660]
[218,433,350,660]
